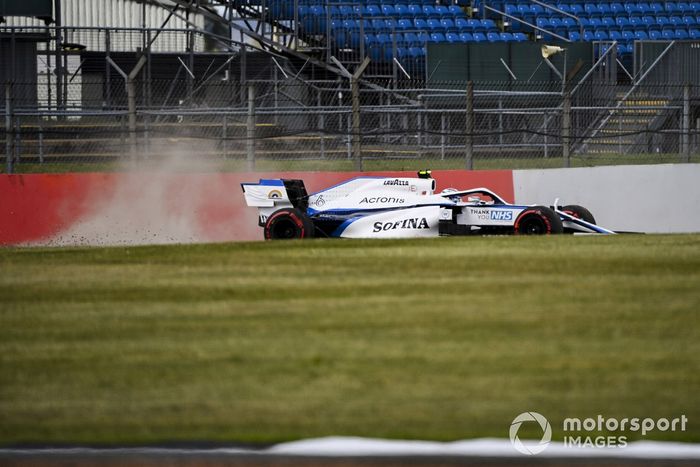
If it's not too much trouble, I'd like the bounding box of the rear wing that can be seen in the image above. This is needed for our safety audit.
[241,179,309,211]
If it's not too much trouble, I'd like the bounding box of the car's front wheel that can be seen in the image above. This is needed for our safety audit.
[514,206,563,235]
[264,208,315,240]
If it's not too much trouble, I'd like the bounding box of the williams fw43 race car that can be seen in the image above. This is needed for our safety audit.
[242,171,615,239]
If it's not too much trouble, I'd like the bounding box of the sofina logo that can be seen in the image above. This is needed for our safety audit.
[509,412,552,455]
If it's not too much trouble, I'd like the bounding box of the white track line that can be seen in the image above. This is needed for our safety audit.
[2,438,700,459]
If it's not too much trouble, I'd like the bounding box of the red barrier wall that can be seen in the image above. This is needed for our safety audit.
[0,170,513,245]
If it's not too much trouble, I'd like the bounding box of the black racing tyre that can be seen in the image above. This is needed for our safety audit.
[561,205,596,224]
[264,208,315,240]
[514,206,564,235]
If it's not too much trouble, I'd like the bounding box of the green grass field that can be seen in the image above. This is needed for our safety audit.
[1,235,699,446]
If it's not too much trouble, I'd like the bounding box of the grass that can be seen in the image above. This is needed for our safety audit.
[0,235,699,445]
[3,153,698,174]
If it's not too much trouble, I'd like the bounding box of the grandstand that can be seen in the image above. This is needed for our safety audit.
[0,0,698,172]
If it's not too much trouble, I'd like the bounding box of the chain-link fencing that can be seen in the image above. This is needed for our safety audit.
[3,77,699,173]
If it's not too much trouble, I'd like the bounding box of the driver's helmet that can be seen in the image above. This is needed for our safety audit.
[441,188,461,203]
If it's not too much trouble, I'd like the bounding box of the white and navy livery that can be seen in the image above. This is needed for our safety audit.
[241,173,614,239]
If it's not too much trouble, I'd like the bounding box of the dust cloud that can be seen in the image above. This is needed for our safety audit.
[35,144,260,246]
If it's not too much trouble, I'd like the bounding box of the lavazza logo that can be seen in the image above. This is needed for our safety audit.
[509,412,688,455]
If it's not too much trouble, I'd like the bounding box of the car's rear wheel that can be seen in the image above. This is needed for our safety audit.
[514,206,563,235]
[264,208,315,240]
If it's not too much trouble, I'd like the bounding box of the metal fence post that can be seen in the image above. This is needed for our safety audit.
[247,83,256,171]
[465,81,474,170]
[351,76,362,171]
[562,91,571,168]
[222,114,228,159]
[127,78,137,162]
[318,89,325,159]
[5,82,13,174]
[682,83,690,162]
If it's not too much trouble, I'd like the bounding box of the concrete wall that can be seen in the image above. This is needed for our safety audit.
[513,164,700,233]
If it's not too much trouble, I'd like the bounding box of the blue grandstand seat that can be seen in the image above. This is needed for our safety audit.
[670,15,685,27]
[366,5,381,16]
[639,2,654,14]
[629,16,643,27]
[504,3,518,15]
[481,19,497,30]
[530,4,546,16]
[678,2,692,13]
[649,2,665,14]
[536,17,551,29]
[583,30,595,41]
[423,5,438,17]
[616,16,631,28]
[487,31,502,41]
[641,15,656,27]
[610,2,625,15]
[446,32,461,42]
[661,28,675,39]
[427,18,443,31]
[404,32,420,45]
[585,3,602,16]
[648,29,662,39]
[690,28,700,38]
[386,18,398,30]
[617,43,632,55]
[442,18,456,30]
[550,17,563,29]
[634,30,649,39]
[569,3,584,15]
[621,29,635,40]
[675,28,690,38]
[339,5,354,17]
[684,15,698,25]
[455,17,470,30]
[625,3,644,16]
[459,31,474,42]
[656,16,670,28]
[381,5,396,16]
[665,2,680,14]
[395,4,410,18]
[578,17,592,29]
[435,5,450,17]
[364,34,377,47]
[562,17,578,30]
[556,3,571,14]
[468,18,484,31]
[395,32,407,47]
[501,32,515,41]
[609,29,623,40]
[602,16,616,28]
[414,18,428,29]
[594,30,609,40]
[598,3,612,15]
[397,18,413,30]
[407,4,422,16]
[472,32,487,42]
[371,19,387,32]
[513,32,528,41]
[409,47,425,59]
[429,32,446,42]
[449,5,467,17]
[589,17,603,28]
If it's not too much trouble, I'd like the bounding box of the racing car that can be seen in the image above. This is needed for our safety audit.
[241,171,614,239]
